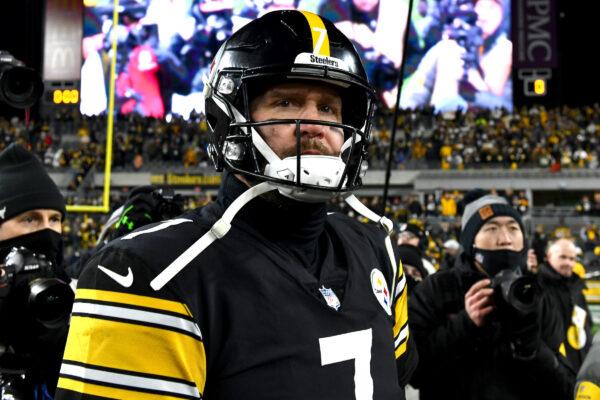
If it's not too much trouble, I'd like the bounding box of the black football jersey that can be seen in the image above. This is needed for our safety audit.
[55,201,412,400]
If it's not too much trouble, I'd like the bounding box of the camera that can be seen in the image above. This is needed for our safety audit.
[445,0,483,68]
[0,247,74,331]
[442,0,483,100]
[490,269,539,315]
[152,187,184,221]
[0,247,73,399]
[0,51,44,109]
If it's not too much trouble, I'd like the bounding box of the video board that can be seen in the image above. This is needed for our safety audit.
[398,0,513,112]
[79,0,410,118]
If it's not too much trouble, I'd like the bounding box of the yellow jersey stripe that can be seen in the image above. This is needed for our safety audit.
[394,322,408,344]
[393,285,409,337]
[57,377,192,400]
[393,262,410,358]
[72,301,202,339]
[394,293,408,337]
[395,270,406,299]
[76,288,191,316]
[62,316,206,392]
[59,363,199,398]
[395,339,409,359]
[300,11,330,56]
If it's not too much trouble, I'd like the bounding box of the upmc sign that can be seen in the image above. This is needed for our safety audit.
[43,0,82,81]
[513,0,557,98]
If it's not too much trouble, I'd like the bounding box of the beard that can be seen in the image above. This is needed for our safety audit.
[280,138,339,158]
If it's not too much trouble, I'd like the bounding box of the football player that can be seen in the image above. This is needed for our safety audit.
[55,10,417,400]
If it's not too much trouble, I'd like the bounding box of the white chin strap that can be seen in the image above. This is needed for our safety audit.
[212,94,359,203]
[151,181,276,290]
[344,195,401,300]
[151,181,400,298]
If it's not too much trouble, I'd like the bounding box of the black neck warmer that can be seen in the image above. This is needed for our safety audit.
[0,228,64,271]
[217,172,328,277]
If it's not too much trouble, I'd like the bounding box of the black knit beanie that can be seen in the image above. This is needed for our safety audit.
[459,190,524,257]
[0,143,66,222]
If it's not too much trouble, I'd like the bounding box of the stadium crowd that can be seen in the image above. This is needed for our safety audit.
[1,103,600,175]
[57,188,600,280]
[2,106,600,273]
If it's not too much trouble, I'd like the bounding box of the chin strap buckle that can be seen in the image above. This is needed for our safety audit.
[378,216,394,236]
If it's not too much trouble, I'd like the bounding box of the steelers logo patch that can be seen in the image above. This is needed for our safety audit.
[371,268,392,316]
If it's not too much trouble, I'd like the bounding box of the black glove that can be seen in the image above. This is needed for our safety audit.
[113,186,162,239]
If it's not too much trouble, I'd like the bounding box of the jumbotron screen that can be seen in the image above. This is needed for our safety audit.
[80,0,411,119]
[399,0,513,112]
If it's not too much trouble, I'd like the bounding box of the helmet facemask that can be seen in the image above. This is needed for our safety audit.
[206,67,375,202]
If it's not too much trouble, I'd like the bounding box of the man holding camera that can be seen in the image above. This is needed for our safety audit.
[408,190,575,399]
[539,238,592,374]
[0,143,73,400]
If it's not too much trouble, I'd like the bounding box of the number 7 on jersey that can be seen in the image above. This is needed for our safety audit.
[319,328,374,400]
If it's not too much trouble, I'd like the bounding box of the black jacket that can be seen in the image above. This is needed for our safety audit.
[538,263,593,372]
[408,252,576,400]
[55,173,418,400]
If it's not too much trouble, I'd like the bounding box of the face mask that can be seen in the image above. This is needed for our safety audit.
[472,247,527,277]
[0,228,63,268]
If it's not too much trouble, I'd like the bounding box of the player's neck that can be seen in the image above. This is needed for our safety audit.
[219,171,327,244]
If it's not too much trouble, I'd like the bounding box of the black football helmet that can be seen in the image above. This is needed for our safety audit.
[203,9,376,202]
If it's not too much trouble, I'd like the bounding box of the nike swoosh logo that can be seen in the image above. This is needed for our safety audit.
[98,265,134,287]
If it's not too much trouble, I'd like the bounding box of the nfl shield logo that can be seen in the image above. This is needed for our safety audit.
[319,286,341,311]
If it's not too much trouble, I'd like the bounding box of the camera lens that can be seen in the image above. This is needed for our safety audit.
[28,278,75,327]
[492,269,539,315]
[0,64,44,109]
[512,279,535,305]
[507,276,538,314]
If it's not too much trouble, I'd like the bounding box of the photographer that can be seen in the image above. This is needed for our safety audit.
[408,190,575,399]
[0,143,73,400]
